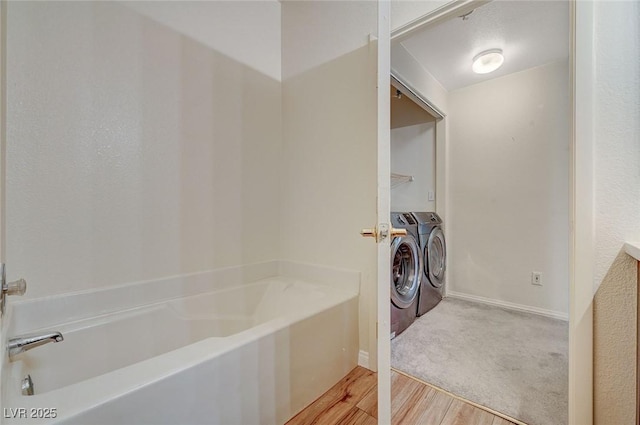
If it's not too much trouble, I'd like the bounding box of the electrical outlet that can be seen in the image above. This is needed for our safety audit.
[531,272,542,286]
[428,191,435,201]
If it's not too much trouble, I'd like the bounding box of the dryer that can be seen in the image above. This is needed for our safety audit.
[390,212,422,338]
[412,212,446,316]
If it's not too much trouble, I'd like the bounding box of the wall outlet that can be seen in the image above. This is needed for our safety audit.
[531,272,542,286]
[428,191,435,201]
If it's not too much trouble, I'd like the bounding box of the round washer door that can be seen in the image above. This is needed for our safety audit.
[426,227,446,288]
[390,235,421,309]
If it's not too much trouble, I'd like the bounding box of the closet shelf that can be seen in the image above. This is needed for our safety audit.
[391,173,414,188]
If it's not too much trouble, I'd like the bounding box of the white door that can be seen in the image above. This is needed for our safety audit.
[376,2,392,423]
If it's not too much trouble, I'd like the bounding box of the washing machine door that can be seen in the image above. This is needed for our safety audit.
[426,227,446,288]
[390,235,421,308]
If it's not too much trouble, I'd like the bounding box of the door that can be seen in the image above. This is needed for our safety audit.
[376,2,391,423]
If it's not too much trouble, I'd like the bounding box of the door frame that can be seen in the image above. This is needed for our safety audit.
[0,0,6,264]
[384,1,595,424]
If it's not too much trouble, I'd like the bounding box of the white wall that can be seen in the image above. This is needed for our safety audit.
[281,1,376,80]
[123,1,281,81]
[391,1,450,33]
[591,1,640,423]
[8,0,381,371]
[5,1,282,298]
[391,122,436,212]
[281,1,378,366]
[448,60,570,316]
[391,43,448,114]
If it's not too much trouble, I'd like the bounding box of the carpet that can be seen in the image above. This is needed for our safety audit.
[391,297,568,425]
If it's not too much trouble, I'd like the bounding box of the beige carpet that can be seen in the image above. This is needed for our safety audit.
[391,297,568,425]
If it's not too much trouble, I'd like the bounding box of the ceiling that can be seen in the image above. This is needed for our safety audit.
[399,1,570,91]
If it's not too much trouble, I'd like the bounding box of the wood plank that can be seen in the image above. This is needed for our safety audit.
[325,366,377,406]
[440,399,495,425]
[356,387,378,418]
[286,367,376,425]
[289,366,520,425]
[287,399,353,425]
[393,383,434,424]
[415,387,454,425]
[336,407,377,425]
[286,397,354,425]
[391,370,427,418]
[492,416,516,425]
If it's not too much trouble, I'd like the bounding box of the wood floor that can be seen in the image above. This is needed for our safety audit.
[286,367,518,425]
[286,366,377,425]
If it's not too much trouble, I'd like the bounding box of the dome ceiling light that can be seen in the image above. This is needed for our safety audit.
[472,49,504,74]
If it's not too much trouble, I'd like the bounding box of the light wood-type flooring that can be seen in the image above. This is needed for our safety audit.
[286,367,518,425]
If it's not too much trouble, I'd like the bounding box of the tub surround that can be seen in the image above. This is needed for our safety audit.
[625,243,640,262]
[3,261,360,425]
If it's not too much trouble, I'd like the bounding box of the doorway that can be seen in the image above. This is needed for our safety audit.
[388,2,571,424]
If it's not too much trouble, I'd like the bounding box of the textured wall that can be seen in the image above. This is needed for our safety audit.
[6,1,282,298]
[592,1,640,423]
[447,60,570,316]
[593,2,640,289]
[594,251,637,425]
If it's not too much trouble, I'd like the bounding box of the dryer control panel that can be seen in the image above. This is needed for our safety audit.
[412,211,442,227]
[391,212,417,227]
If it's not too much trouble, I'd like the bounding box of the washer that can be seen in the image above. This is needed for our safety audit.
[412,212,446,316]
[390,212,422,338]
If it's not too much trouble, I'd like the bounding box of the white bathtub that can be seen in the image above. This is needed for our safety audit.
[1,262,360,424]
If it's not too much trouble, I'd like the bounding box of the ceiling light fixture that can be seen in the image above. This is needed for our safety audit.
[472,49,504,74]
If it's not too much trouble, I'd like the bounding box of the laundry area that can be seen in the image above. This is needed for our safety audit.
[388,2,570,425]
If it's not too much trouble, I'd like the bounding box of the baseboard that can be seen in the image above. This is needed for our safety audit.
[358,350,370,369]
[446,291,569,321]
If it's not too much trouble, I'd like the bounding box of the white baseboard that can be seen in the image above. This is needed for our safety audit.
[358,350,370,369]
[446,291,569,321]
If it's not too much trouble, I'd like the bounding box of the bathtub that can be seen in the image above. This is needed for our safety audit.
[1,262,360,424]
